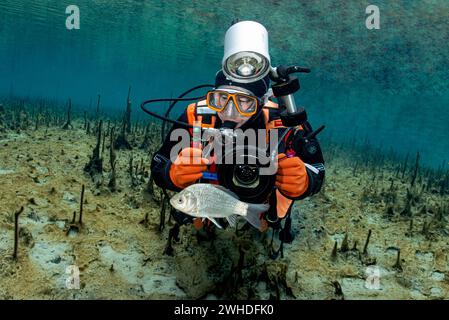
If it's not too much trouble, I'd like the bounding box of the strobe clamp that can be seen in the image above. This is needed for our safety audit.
[270,65,311,127]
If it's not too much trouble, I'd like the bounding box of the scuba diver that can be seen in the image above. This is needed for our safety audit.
[148,21,325,241]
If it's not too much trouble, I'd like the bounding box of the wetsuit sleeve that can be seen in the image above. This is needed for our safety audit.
[150,111,189,192]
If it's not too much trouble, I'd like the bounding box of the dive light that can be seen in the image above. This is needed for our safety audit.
[222,21,271,83]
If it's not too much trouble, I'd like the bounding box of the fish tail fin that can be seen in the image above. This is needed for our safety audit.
[245,203,270,230]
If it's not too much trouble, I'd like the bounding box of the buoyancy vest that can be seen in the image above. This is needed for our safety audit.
[185,99,294,218]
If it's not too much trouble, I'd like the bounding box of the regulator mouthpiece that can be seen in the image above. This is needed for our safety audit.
[222,121,237,129]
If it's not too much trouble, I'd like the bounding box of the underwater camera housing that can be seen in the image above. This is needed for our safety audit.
[209,122,276,204]
[217,147,276,204]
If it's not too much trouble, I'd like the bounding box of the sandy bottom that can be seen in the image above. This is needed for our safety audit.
[0,125,448,300]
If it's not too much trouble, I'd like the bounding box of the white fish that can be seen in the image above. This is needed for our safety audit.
[169,183,269,230]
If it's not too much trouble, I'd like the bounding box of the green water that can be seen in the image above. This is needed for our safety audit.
[0,0,448,166]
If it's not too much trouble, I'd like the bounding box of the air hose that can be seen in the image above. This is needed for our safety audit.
[139,84,214,142]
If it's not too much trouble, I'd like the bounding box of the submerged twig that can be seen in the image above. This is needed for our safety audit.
[341,233,349,252]
[393,249,403,272]
[108,127,117,191]
[13,206,24,260]
[331,281,344,300]
[363,229,372,255]
[163,223,180,256]
[410,151,420,187]
[78,184,85,225]
[84,120,103,179]
[331,241,338,260]
[62,98,73,130]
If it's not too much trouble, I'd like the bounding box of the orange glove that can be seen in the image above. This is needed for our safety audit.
[275,153,309,198]
[169,147,209,189]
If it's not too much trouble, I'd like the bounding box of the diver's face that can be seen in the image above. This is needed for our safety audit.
[216,85,258,129]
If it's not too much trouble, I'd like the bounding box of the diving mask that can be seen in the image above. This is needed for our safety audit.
[206,89,259,117]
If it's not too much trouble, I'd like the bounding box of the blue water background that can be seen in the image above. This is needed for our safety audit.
[0,0,448,166]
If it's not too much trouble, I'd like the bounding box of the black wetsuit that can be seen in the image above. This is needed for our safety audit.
[150,104,325,226]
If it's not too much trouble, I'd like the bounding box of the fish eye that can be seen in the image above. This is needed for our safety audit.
[178,198,183,203]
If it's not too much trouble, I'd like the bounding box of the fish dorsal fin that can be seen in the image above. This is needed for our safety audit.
[210,184,239,199]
